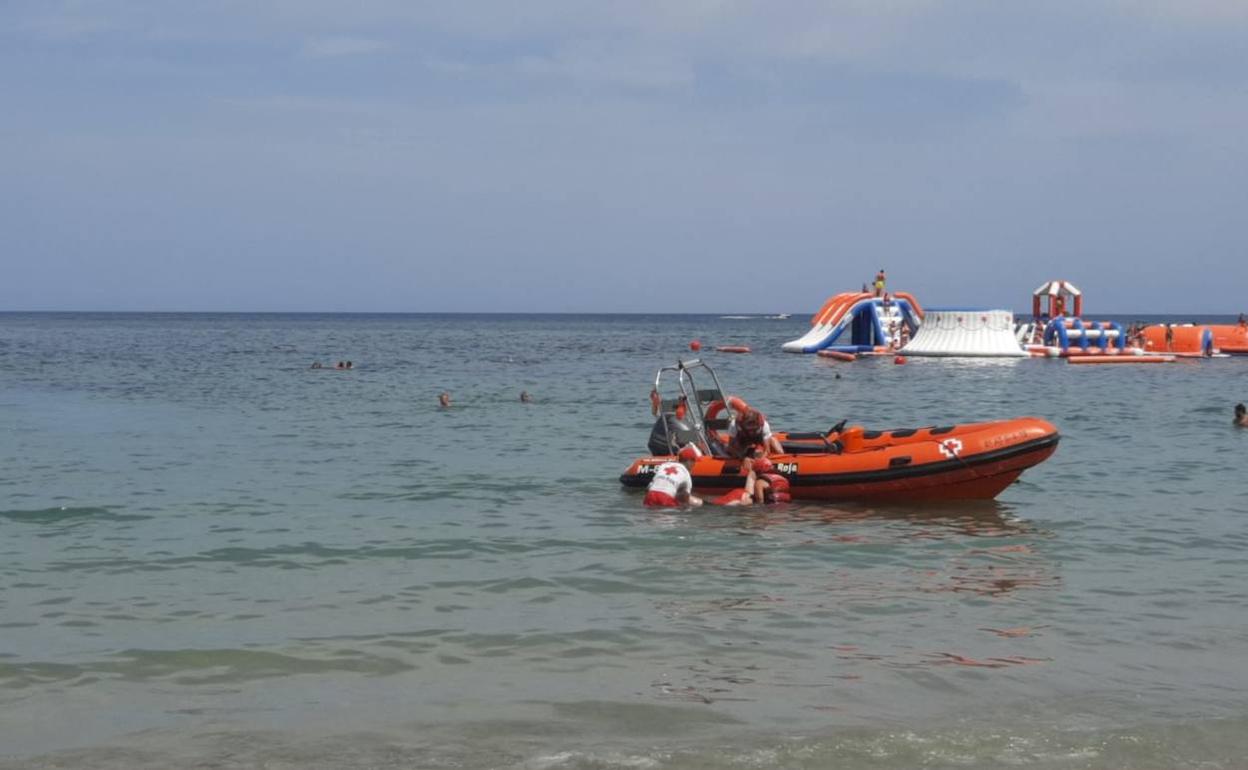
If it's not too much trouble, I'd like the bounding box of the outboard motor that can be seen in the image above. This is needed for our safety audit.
[647,414,700,456]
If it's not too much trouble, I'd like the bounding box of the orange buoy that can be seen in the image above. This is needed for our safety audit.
[894,355,907,365]
[689,340,702,351]
[715,345,751,354]
[817,350,857,362]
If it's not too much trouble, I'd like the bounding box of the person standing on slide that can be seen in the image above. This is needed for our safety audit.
[643,445,704,508]
[873,269,886,297]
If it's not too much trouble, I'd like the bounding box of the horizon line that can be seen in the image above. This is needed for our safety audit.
[1,309,1243,317]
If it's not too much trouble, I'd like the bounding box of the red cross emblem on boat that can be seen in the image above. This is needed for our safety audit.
[938,438,963,458]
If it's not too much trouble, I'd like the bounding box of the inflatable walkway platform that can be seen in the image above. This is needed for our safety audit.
[901,309,1028,357]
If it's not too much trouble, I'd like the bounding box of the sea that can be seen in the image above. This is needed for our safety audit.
[2,312,1247,769]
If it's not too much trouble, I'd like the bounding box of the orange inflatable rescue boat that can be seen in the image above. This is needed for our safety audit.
[625,360,1060,503]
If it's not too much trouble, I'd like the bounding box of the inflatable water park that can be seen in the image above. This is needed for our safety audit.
[784,278,1248,362]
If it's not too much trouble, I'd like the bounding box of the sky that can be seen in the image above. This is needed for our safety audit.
[3,1,1246,313]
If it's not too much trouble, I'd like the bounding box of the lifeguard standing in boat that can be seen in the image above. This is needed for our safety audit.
[727,407,784,457]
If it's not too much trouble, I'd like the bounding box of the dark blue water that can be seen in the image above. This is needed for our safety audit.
[2,312,1247,769]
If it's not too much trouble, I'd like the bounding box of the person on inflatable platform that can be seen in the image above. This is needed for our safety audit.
[873,269,886,297]
[727,407,784,458]
[643,444,704,508]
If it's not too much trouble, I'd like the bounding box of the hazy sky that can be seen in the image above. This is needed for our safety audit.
[4,1,1246,313]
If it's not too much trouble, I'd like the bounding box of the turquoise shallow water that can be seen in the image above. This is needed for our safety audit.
[2,312,1247,769]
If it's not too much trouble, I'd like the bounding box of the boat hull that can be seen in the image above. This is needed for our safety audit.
[620,418,1059,502]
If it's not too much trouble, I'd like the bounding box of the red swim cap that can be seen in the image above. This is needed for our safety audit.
[677,445,701,462]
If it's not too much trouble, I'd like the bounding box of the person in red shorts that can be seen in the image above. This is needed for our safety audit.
[643,444,703,508]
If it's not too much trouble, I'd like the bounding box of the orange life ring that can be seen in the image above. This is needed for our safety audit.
[703,396,749,444]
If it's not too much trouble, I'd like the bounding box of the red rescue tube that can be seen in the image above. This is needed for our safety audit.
[817,350,857,362]
[715,345,751,354]
[712,488,752,505]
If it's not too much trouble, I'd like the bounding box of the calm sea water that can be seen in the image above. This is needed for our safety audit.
[2,312,1247,769]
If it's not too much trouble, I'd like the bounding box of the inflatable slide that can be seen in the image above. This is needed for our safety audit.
[782,292,923,353]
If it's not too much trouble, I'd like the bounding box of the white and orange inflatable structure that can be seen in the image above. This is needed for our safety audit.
[1019,280,1138,357]
[783,291,923,353]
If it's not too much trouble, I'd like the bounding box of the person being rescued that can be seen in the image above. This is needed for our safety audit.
[643,444,704,508]
[727,407,784,458]
[713,447,792,506]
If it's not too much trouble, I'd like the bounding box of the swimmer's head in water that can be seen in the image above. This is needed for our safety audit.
[1237,403,1246,417]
